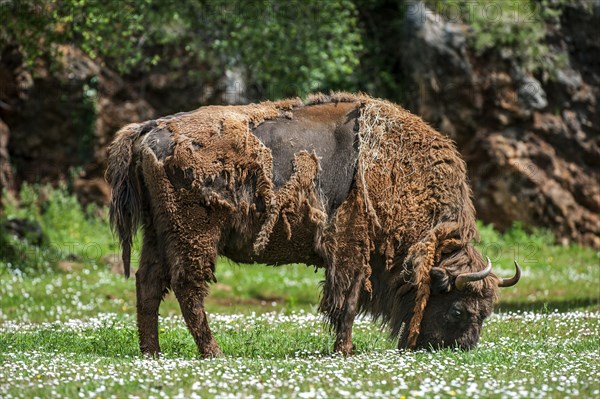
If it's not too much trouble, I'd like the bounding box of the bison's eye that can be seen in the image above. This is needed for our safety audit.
[447,304,468,322]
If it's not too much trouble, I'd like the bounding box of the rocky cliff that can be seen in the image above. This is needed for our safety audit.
[400,1,599,248]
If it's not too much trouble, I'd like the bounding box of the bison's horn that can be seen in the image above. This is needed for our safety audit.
[455,256,493,290]
[498,260,521,288]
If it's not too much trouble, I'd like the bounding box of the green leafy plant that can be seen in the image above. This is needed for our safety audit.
[0,183,114,274]
[213,1,362,98]
[1,0,362,98]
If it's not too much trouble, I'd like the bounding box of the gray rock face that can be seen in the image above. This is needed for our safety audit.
[402,2,478,143]
[517,76,547,110]
[219,67,248,105]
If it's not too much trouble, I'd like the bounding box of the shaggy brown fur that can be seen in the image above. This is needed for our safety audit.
[106,93,507,357]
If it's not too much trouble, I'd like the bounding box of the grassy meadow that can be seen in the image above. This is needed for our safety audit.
[0,185,598,398]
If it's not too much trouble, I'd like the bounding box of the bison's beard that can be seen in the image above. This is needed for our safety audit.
[357,253,419,347]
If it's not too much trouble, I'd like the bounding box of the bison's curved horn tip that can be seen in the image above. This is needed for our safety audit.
[454,257,493,290]
[498,260,521,288]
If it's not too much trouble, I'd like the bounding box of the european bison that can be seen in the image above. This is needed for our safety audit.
[106,93,520,357]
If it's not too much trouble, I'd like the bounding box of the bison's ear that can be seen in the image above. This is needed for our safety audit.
[430,267,452,294]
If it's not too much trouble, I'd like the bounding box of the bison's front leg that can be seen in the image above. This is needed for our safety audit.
[319,189,371,355]
[172,266,223,358]
[332,270,365,355]
[321,266,366,355]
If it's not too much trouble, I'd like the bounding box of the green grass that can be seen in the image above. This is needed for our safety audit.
[0,185,599,398]
[476,221,600,311]
[0,312,598,398]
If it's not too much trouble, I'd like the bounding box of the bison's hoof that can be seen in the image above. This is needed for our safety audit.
[141,351,161,359]
[201,351,224,359]
[334,341,354,356]
[201,344,224,358]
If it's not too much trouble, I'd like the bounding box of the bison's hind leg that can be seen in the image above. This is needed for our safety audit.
[167,218,223,358]
[136,225,170,357]
[172,270,223,358]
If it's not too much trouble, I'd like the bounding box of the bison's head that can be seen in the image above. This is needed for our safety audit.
[397,251,521,351]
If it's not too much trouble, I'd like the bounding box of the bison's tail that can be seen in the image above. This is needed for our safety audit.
[105,123,145,279]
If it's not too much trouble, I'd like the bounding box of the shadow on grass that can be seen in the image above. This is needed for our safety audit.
[497,297,600,313]
[1,328,374,360]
